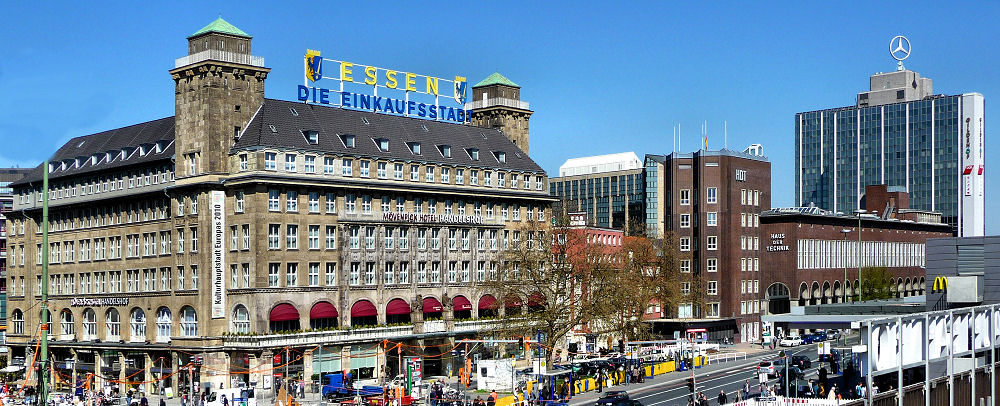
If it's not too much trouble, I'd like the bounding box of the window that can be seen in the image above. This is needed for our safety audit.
[239,154,248,171]
[325,262,337,285]
[707,281,718,295]
[60,309,75,336]
[286,225,298,249]
[155,307,172,341]
[286,190,298,212]
[268,263,280,287]
[304,155,316,173]
[431,261,441,283]
[190,227,198,251]
[308,225,320,249]
[381,196,391,213]
[268,224,280,249]
[180,307,198,337]
[706,187,717,204]
[326,225,337,249]
[232,305,250,334]
[456,169,464,184]
[308,263,319,286]
[308,192,320,213]
[268,189,280,211]
[394,163,404,180]
[484,171,492,187]
[377,162,387,179]
[706,303,720,318]
[342,159,353,176]
[417,262,427,284]
[384,262,395,285]
[448,261,458,283]
[440,145,452,158]
[365,227,376,249]
[707,258,717,272]
[680,189,690,205]
[362,195,372,214]
[679,237,690,251]
[342,134,356,148]
[286,263,298,286]
[707,212,717,226]
[364,262,376,285]
[242,263,250,288]
[409,142,421,155]
[349,262,360,286]
[425,166,435,182]
[680,260,691,273]
[284,154,297,172]
[496,151,506,163]
[417,228,427,250]
[235,191,245,213]
[707,236,717,250]
[324,157,335,174]
[470,170,479,186]
[360,160,370,177]
[441,167,450,183]
[680,214,690,228]
[130,308,146,341]
[385,227,395,250]
[741,189,747,205]
[410,165,419,181]
[265,152,277,170]
[536,176,544,191]
[325,193,336,213]
[349,227,360,250]
[345,194,356,213]
[399,228,409,250]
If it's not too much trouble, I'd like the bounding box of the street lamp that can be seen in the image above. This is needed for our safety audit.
[840,229,851,303]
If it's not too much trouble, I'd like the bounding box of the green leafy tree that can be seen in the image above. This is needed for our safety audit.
[859,266,894,300]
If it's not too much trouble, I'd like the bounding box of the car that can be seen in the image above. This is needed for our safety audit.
[826,330,841,340]
[779,336,803,347]
[757,361,775,376]
[596,391,631,406]
[791,355,812,369]
[812,331,828,341]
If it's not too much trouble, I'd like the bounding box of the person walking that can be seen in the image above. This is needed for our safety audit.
[743,380,750,400]
[716,390,727,405]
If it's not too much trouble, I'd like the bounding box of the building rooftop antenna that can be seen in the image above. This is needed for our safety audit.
[724,121,728,150]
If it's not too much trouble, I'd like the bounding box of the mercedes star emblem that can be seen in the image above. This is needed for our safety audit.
[890,35,911,61]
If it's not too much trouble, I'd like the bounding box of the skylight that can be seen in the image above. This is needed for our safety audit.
[439,145,452,158]
[361,117,370,125]
[269,125,278,133]
[375,138,389,152]
[408,142,421,155]
[289,107,299,116]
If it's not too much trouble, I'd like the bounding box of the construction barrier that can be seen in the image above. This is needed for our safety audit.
[725,396,859,406]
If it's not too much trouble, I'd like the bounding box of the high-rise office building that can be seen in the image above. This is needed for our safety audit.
[643,146,770,343]
[795,67,984,236]
[549,152,645,231]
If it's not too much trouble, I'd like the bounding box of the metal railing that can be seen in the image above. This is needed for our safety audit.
[175,50,265,68]
[702,351,747,365]
[465,97,530,110]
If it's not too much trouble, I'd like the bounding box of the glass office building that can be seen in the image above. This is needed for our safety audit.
[549,152,645,231]
[795,69,984,236]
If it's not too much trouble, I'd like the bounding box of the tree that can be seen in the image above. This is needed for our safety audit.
[859,266,894,301]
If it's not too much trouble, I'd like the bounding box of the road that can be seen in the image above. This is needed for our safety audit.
[567,344,826,406]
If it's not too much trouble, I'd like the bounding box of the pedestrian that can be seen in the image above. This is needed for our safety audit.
[828,385,837,400]
[487,390,497,406]
[140,395,148,406]
[716,390,727,405]
[743,380,750,399]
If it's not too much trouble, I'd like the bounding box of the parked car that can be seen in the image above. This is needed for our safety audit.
[826,330,841,340]
[791,355,812,369]
[779,336,803,347]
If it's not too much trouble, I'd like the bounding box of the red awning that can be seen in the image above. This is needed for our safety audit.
[351,301,377,318]
[453,296,472,311]
[310,302,339,320]
[269,304,300,322]
[386,299,411,316]
[528,293,545,307]
[478,295,497,310]
[423,297,443,313]
[505,296,523,308]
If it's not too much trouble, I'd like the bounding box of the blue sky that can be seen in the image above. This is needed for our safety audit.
[1,2,997,232]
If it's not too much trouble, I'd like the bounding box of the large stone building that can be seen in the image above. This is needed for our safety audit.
[1,168,30,326]
[5,18,552,394]
[643,145,770,343]
[549,152,645,232]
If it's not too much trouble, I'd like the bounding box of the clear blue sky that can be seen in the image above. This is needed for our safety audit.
[2,2,997,232]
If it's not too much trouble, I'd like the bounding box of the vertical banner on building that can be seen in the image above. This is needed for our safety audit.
[210,190,226,319]
[960,94,985,236]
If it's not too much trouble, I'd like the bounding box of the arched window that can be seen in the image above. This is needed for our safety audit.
[232,305,250,334]
[82,308,97,340]
[60,309,75,336]
[180,306,197,337]
[155,307,172,342]
[130,308,146,341]
[11,310,23,335]
[106,308,121,341]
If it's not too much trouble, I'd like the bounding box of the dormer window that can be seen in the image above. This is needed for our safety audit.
[302,130,319,145]
[439,145,452,158]
[361,117,370,125]
[139,146,147,156]
[405,142,421,155]
[340,134,356,148]
[269,125,278,133]
[375,138,389,152]
[466,148,480,161]
[494,151,506,163]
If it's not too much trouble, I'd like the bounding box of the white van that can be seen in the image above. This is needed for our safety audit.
[205,388,257,406]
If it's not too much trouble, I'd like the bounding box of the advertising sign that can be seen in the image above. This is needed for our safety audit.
[298,49,471,123]
[210,190,226,319]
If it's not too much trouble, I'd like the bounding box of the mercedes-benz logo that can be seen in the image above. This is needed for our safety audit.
[890,35,911,61]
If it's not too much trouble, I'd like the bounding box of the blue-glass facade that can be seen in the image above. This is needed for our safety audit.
[549,170,645,230]
[796,95,964,230]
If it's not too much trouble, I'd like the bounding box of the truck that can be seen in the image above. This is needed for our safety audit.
[321,373,384,400]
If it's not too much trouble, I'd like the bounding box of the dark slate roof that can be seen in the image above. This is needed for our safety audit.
[12,117,176,187]
[235,99,544,173]
[0,168,31,184]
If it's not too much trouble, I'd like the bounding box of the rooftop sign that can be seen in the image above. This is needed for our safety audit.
[297,49,472,123]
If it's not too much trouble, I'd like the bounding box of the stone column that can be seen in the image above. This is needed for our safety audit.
[94,350,104,390]
[144,352,153,395]
[118,352,126,389]
[171,352,180,398]
[249,353,262,391]
[302,350,314,392]
[340,346,351,376]
[71,349,78,395]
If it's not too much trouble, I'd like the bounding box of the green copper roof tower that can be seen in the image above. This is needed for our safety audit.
[189,16,251,38]
[474,72,519,88]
